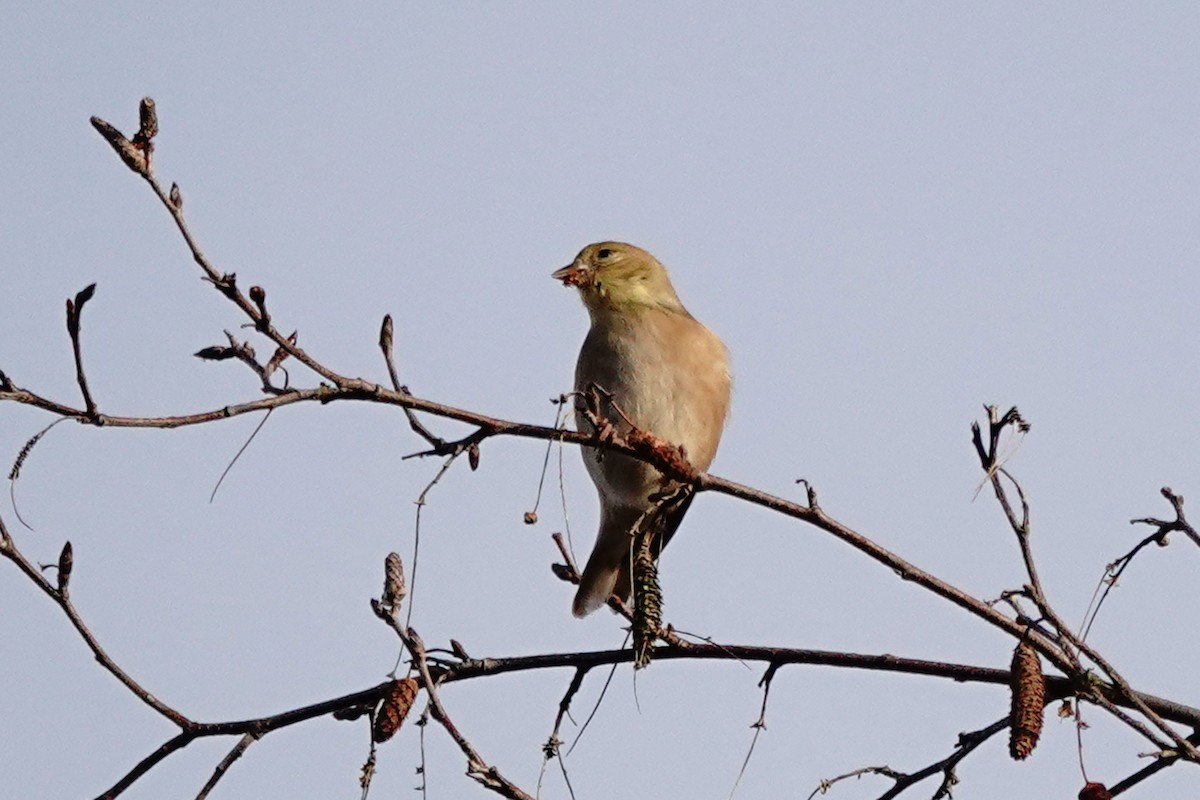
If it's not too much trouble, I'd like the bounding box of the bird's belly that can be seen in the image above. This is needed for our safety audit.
[579,359,722,505]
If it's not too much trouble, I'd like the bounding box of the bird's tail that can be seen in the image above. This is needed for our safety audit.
[572,505,641,617]
[571,493,694,617]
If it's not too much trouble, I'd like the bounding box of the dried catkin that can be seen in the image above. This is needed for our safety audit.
[632,533,662,670]
[372,677,419,743]
[1008,641,1045,759]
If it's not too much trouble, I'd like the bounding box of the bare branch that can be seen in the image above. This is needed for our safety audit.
[728,662,780,799]
[1131,487,1199,551]
[0,514,189,727]
[972,410,1199,760]
[1108,731,1200,795]
[1082,489,1199,641]
[194,732,259,800]
[374,612,536,800]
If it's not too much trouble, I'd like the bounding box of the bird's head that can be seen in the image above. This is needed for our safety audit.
[552,242,684,316]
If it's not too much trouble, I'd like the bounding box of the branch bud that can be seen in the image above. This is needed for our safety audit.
[248,286,269,324]
[65,284,97,339]
[90,116,147,174]
[57,541,74,592]
[136,97,158,142]
[194,346,238,361]
[379,314,394,353]
[382,552,406,613]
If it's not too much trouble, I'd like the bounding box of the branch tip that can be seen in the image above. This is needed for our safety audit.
[56,541,73,593]
[248,285,269,324]
[379,314,394,353]
[136,97,158,143]
[90,115,148,174]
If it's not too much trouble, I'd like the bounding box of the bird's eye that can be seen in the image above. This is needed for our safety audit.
[597,248,613,259]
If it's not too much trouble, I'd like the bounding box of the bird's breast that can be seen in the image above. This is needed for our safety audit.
[574,307,730,503]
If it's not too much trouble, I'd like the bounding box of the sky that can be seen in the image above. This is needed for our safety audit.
[2,4,1198,799]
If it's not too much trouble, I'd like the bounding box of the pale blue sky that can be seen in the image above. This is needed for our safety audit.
[2,4,1198,798]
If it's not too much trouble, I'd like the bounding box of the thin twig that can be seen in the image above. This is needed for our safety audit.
[1108,731,1200,795]
[556,415,576,559]
[378,313,450,453]
[563,635,627,758]
[537,667,587,800]
[65,283,99,419]
[1082,489,1200,639]
[405,455,458,631]
[0,514,188,726]
[209,408,273,502]
[96,681,394,799]
[728,662,780,800]
[525,397,567,526]
[194,731,260,799]
[400,625,536,800]
[875,718,1009,800]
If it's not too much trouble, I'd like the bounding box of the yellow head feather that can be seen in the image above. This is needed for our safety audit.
[552,242,686,317]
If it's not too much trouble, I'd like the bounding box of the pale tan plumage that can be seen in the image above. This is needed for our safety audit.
[553,242,731,617]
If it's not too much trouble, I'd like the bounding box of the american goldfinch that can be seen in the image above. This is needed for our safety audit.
[553,242,731,617]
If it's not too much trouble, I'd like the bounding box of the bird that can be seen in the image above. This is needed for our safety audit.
[552,242,731,617]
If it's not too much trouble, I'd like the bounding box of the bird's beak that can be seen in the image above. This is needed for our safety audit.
[551,260,589,287]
